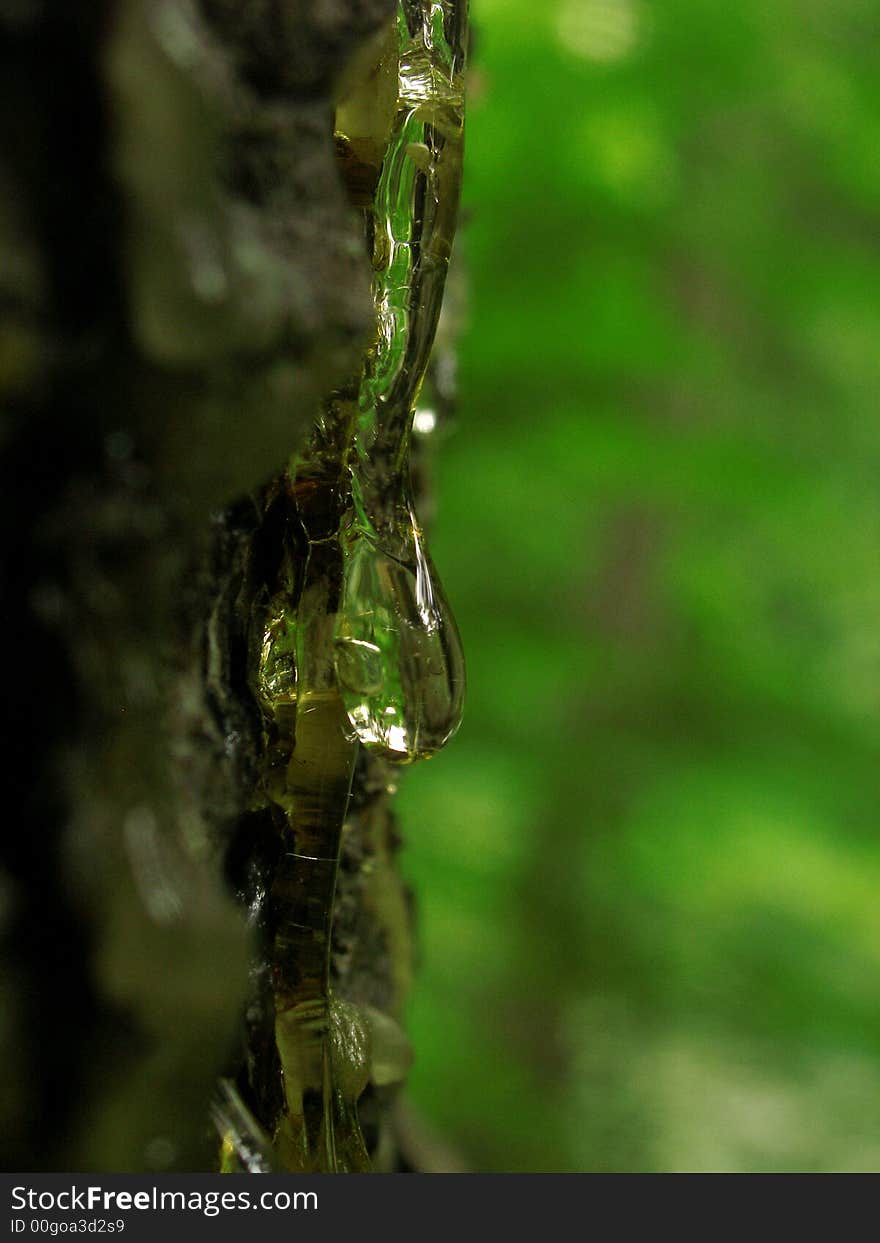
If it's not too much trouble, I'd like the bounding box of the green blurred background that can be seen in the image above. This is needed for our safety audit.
[398,0,880,1171]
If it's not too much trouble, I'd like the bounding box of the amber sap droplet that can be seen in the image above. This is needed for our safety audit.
[334,512,465,763]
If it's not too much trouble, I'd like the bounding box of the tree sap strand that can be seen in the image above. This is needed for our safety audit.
[245,0,468,1173]
[334,0,467,764]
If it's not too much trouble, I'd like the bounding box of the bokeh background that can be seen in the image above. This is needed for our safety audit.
[398,0,880,1171]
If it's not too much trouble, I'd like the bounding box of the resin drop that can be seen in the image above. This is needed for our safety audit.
[334,515,465,763]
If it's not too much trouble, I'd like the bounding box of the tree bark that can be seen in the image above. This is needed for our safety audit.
[0,0,408,1171]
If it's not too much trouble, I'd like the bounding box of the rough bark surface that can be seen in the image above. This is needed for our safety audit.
[0,0,397,1171]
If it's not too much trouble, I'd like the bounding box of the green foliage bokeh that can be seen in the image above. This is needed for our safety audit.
[399,0,880,1171]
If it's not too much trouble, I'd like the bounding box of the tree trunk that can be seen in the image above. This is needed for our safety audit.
[0,0,462,1172]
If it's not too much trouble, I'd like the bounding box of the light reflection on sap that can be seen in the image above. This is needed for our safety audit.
[413,406,438,435]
